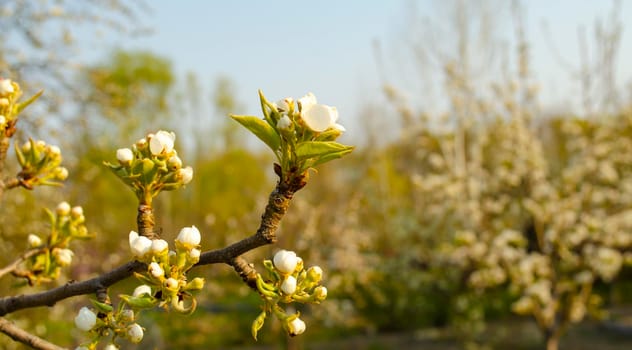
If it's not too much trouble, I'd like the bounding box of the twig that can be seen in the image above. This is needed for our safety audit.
[0,248,43,279]
[0,317,66,350]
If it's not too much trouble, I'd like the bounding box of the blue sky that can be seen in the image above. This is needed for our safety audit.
[84,1,632,141]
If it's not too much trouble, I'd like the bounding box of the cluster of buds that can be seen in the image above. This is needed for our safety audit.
[73,300,144,349]
[13,138,68,188]
[0,78,42,137]
[250,249,327,340]
[123,225,205,314]
[74,226,205,348]
[21,201,91,285]
[105,130,193,202]
[231,91,353,177]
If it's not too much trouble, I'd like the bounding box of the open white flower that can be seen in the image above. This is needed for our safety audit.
[116,148,134,165]
[127,323,144,343]
[281,276,297,294]
[74,307,97,331]
[273,250,299,274]
[176,225,201,247]
[149,130,175,155]
[298,93,342,132]
[129,231,152,257]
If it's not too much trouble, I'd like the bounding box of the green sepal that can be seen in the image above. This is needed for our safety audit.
[15,90,43,114]
[251,310,267,340]
[133,272,155,285]
[90,299,113,313]
[230,115,280,152]
[14,141,26,167]
[295,141,354,161]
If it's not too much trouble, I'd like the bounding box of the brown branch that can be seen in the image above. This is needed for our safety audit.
[0,172,305,317]
[0,248,43,279]
[0,317,66,350]
[0,261,146,316]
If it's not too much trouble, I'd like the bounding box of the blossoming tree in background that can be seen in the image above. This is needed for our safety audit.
[0,78,353,349]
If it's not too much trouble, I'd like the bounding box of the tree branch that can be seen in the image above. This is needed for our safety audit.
[0,317,66,350]
[0,173,306,317]
[0,248,43,279]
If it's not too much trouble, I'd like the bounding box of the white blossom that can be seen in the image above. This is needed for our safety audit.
[273,250,299,274]
[148,262,164,278]
[27,234,42,247]
[53,248,73,266]
[176,225,201,247]
[126,323,144,343]
[177,166,193,184]
[149,130,175,155]
[0,79,14,95]
[74,307,97,331]
[281,276,297,294]
[288,317,306,336]
[56,201,71,216]
[129,231,152,257]
[116,148,134,165]
[151,239,169,254]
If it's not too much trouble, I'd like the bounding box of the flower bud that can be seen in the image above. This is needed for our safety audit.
[306,266,323,283]
[129,231,152,257]
[104,344,119,350]
[273,250,299,274]
[176,225,201,247]
[126,323,144,343]
[119,309,135,322]
[0,79,14,95]
[133,284,152,297]
[314,286,328,301]
[53,248,73,266]
[116,148,134,165]
[189,248,201,260]
[168,155,182,170]
[281,276,297,295]
[48,145,61,157]
[165,277,179,291]
[148,262,164,278]
[177,166,193,185]
[71,206,83,219]
[277,115,292,130]
[287,317,306,336]
[0,115,5,126]
[27,234,42,247]
[276,97,294,111]
[54,167,69,181]
[151,239,169,254]
[185,277,205,291]
[74,307,97,331]
[56,201,71,216]
[149,130,175,155]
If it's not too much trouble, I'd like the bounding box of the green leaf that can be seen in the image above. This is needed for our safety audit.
[15,90,43,114]
[230,115,280,152]
[295,141,354,161]
[310,147,355,167]
[119,294,158,310]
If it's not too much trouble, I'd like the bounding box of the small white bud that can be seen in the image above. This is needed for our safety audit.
[27,234,42,247]
[288,317,306,336]
[56,201,71,216]
[307,266,323,283]
[0,79,14,95]
[74,307,97,332]
[71,206,83,218]
[281,276,297,295]
[168,155,182,170]
[176,225,201,247]
[314,286,328,301]
[104,344,119,350]
[116,148,134,165]
[151,239,169,253]
[126,323,144,343]
[177,166,193,184]
[129,231,152,257]
[165,277,179,291]
[54,167,69,181]
[277,115,292,130]
[53,248,73,266]
[189,248,201,260]
[119,309,135,322]
[48,145,61,156]
[273,250,299,274]
[0,98,9,106]
[149,130,175,155]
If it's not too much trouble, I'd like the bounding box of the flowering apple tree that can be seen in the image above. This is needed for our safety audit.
[0,78,353,350]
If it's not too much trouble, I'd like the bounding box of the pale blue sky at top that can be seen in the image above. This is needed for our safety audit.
[83,1,632,142]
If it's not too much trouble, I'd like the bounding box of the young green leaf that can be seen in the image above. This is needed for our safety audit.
[295,141,354,161]
[230,115,281,152]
